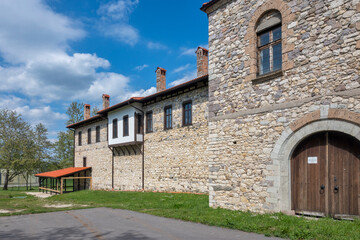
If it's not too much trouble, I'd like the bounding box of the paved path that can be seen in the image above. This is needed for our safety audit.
[0,208,282,240]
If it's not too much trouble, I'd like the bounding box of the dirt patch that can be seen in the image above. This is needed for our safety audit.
[0,209,23,214]
[26,192,52,198]
[44,204,74,208]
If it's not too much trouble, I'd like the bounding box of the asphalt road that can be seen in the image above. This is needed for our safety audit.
[0,208,282,240]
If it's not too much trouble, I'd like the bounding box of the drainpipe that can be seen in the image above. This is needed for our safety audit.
[128,103,145,191]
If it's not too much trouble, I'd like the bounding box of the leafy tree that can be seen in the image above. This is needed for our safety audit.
[52,131,74,169]
[66,102,83,125]
[52,101,84,169]
[22,123,52,189]
[92,106,100,117]
[0,110,34,190]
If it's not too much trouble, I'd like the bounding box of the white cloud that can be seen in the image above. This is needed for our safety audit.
[120,87,156,102]
[0,0,161,137]
[0,94,66,130]
[134,64,149,71]
[168,70,197,87]
[15,105,67,126]
[0,0,84,64]
[180,47,197,56]
[97,0,139,21]
[173,64,191,73]
[180,44,209,57]
[0,95,26,110]
[0,53,110,101]
[101,23,139,45]
[79,72,130,101]
[97,0,140,45]
[147,41,168,50]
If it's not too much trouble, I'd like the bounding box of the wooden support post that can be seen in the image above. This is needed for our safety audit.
[64,178,67,193]
[60,178,63,194]
[56,178,59,193]
[77,174,80,192]
[46,178,48,194]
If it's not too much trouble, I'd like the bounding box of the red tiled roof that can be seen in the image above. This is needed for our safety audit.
[140,74,208,102]
[35,167,91,178]
[200,0,220,12]
[66,114,103,128]
[196,46,209,53]
[74,74,208,117]
[97,97,144,114]
[156,67,167,72]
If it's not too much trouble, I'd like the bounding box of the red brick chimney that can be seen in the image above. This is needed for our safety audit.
[196,47,209,77]
[102,94,110,109]
[156,67,166,92]
[84,104,90,120]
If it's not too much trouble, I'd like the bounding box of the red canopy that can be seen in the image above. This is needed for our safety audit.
[35,167,91,178]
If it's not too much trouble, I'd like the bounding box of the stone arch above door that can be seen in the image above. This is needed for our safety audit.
[268,108,360,213]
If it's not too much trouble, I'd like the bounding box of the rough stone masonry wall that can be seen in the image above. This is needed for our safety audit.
[74,119,113,190]
[143,86,209,193]
[207,0,360,212]
[113,147,143,191]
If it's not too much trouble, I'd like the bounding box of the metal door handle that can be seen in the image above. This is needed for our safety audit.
[320,184,325,194]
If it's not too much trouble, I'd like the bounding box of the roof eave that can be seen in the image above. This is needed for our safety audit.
[66,115,104,129]
[97,98,142,115]
[200,0,221,13]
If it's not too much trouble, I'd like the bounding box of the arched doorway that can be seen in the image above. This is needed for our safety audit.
[291,131,360,218]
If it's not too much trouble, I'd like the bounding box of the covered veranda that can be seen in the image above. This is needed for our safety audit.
[35,167,92,195]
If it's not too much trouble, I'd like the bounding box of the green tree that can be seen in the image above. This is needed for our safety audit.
[66,102,83,125]
[22,123,52,189]
[52,131,74,169]
[0,109,33,190]
[92,106,100,117]
[52,101,84,169]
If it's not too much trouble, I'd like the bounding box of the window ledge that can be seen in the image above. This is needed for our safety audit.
[252,70,283,84]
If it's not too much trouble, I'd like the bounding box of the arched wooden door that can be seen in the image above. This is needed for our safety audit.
[291,131,360,218]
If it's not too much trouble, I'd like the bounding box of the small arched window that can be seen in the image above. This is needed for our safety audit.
[256,11,282,75]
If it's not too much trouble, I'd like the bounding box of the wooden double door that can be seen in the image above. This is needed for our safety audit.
[291,131,360,218]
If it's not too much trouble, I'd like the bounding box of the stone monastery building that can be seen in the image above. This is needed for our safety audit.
[67,0,360,218]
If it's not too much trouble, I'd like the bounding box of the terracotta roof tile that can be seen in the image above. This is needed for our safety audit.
[200,0,219,11]
[35,167,91,178]
[66,115,103,128]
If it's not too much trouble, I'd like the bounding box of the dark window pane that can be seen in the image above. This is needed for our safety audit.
[78,131,82,146]
[87,128,91,144]
[260,32,270,46]
[165,107,172,129]
[136,114,142,134]
[260,48,270,74]
[123,116,129,136]
[146,112,153,133]
[183,102,192,126]
[113,119,118,139]
[273,27,281,41]
[273,43,282,71]
[96,126,100,142]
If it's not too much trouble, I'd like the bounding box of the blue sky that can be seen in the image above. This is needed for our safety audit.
[0,0,208,140]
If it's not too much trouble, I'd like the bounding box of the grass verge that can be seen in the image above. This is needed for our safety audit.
[1,190,360,239]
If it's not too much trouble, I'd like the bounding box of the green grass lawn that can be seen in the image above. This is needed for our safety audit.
[1,190,360,239]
